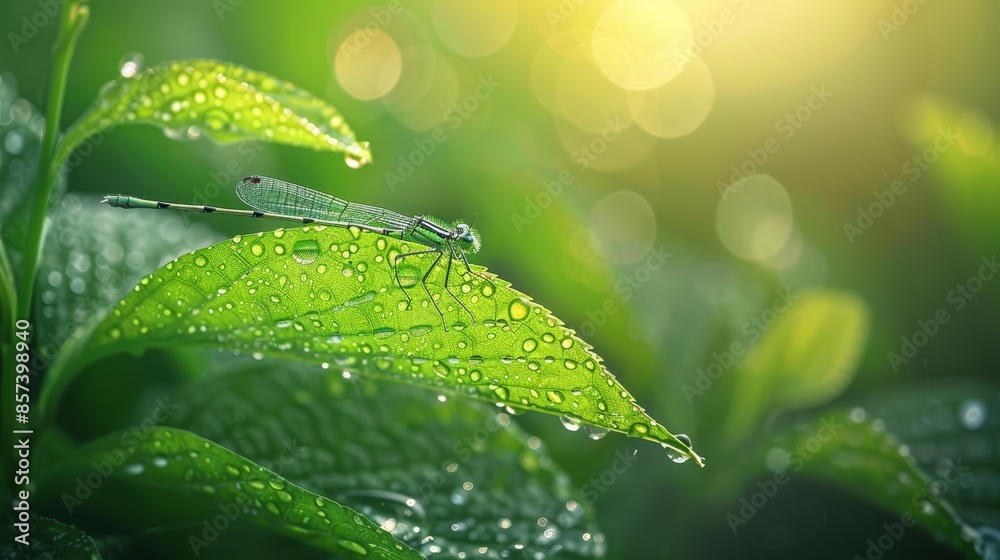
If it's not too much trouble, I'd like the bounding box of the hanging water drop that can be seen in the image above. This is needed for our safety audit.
[675,433,692,448]
[119,52,145,78]
[559,415,582,432]
[584,425,609,440]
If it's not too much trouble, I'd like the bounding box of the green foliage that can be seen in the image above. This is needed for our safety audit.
[166,360,606,558]
[902,95,1000,259]
[0,514,102,559]
[45,426,421,559]
[79,226,701,465]
[34,194,220,422]
[725,291,870,443]
[761,410,982,559]
[55,59,372,172]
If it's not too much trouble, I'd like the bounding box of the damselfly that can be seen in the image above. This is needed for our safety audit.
[102,176,490,327]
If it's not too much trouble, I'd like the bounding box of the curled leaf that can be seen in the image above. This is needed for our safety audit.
[55,59,371,171]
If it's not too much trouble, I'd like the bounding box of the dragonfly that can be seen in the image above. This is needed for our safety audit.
[102,175,491,328]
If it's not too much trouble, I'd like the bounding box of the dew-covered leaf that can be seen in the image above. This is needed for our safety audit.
[759,410,982,558]
[34,194,220,421]
[55,59,372,172]
[0,514,102,559]
[42,426,422,559]
[725,291,870,443]
[167,359,606,559]
[858,379,1000,551]
[81,226,702,465]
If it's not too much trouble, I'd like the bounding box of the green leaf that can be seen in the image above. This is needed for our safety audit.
[35,194,220,423]
[725,290,870,443]
[167,359,606,559]
[759,410,982,558]
[859,379,1000,533]
[83,226,702,465]
[54,59,372,172]
[43,426,422,559]
[0,514,102,559]
[900,94,1000,260]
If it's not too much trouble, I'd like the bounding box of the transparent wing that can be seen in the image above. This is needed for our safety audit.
[236,176,415,230]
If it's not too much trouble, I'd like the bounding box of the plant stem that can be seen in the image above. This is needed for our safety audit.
[5,0,88,495]
[16,0,89,316]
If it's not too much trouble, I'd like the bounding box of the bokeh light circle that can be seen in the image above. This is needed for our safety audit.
[592,0,692,90]
[589,190,657,264]
[627,57,714,138]
[334,29,402,101]
[715,175,794,261]
[432,0,518,57]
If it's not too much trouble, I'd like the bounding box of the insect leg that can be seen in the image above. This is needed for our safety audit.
[394,248,439,309]
[443,243,477,326]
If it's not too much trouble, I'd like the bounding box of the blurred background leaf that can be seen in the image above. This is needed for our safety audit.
[166,359,607,559]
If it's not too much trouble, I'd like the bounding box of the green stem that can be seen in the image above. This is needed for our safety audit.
[16,0,89,316]
[5,0,88,495]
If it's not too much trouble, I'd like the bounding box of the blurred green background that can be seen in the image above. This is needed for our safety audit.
[3,0,998,558]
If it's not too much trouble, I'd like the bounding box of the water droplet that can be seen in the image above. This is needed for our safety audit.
[250,243,264,257]
[493,386,510,400]
[546,390,564,404]
[627,422,649,437]
[959,399,987,430]
[292,239,321,264]
[337,539,368,555]
[119,52,144,78]
[522,338,538,353]
[675,433,692,448]
[396,263,421,288]
[123,463,145,475]
[560,415,582,432]
[585,425,609,440]
[344,143,370,169]
[508,298,530,321]
[433,361,450,378]
[661,443,690,464]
